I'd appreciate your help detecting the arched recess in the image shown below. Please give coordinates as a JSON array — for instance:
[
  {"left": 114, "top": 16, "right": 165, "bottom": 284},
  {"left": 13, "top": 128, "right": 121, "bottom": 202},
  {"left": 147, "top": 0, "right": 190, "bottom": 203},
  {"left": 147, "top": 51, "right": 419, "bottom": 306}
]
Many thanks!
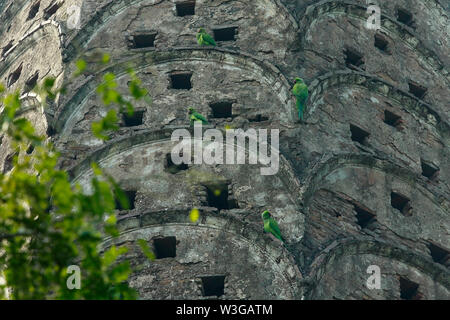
[
  {"left": 55, "top": 47, "right": 296, "bottom": 135},
  {"left": 67, "top": 128, "right": 304, "bottom": 243},
  {"left": 100, "top": 208, "right": 303, "bottom": 299},
  {"left": 306, "top": 238, "right": 450, "bottom": 299},
  {"left": 62, "top": 0, "right": 298, "bottom": 64},
  {"left": 305, "top": 70, "right": 449, "bottom": 136},
  {"left": 299, "top": 1, "right": 449, "bottom": 84}
]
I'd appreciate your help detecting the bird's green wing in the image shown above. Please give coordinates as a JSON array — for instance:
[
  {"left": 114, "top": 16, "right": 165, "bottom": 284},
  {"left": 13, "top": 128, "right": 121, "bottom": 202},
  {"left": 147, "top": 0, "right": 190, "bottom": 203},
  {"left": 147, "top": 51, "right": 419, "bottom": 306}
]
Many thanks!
[
  {"left": 268, "top": 218, "right": 283, "bottom": 240},
  {"left": 298, "top": 83, "right": 309, "bottom": 103},
  {"left": 193, "top": 111, "right": 208, "bottom": 123},
  {"left": 202, "top": 33, "right": 216, "bottom": 46}
]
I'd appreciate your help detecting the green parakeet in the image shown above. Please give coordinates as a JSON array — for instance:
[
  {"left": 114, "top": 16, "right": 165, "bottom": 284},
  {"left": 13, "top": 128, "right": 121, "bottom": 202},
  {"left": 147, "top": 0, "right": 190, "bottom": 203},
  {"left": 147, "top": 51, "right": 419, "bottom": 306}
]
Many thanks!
[
  {"left": 188, "top": 107, "right": 208, "bottom": 125},
  {"left": 292, "top": 77, "right": 308, "bottom": 121},
  {"left": 262, "top": 210, "right": 285, "bottom": 243},
  {"left": 196, "top": 28, "right": 216, "bottom": 47}
]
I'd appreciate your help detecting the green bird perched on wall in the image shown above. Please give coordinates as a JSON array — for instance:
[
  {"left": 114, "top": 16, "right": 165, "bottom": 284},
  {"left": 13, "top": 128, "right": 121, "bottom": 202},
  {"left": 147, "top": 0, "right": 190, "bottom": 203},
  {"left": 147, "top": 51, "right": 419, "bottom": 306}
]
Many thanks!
[
  {"left": 262, "top": 210, "right": 285, "bottom": 243},
  {"left": 188, "top": 107, "right": 208, "bottom": 125},
  {"left": 196, "top": 28, "right": 216, "bottom": 47},
  {"left": 292, "top": 77, "right": 309, "bottom": 121}
]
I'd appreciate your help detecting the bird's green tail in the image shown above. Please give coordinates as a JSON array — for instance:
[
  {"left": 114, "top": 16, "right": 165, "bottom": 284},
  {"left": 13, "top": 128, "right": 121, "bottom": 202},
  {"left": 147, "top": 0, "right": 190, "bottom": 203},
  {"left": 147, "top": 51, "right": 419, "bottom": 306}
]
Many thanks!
[{"left": 296, "top": 99, "right": 304, "bottom": 121}]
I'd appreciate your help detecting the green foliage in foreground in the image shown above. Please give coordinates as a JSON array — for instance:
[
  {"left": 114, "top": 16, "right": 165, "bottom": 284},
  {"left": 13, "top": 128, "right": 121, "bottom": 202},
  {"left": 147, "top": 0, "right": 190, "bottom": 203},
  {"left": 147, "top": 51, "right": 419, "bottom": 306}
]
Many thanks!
[{"left": 0, "top": 55, "right": 153, "bottom": 299}]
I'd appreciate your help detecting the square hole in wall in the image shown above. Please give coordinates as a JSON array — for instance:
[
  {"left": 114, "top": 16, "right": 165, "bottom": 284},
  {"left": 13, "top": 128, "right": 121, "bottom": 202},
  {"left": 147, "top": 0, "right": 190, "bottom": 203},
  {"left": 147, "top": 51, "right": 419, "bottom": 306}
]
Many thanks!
[
  {"left": 213, "top": 27, "right": 237, "bottom": 42},
  {"left": 154, "top": 236, "right": 176, "bottom": 259},
  {"left": 248, "top": 114, "right": 269, "bottom": 122},
  {"left": 122, "top": 110, "right": 144, "bottom": 127},
  {"left": 43, "top": 1, "right": 62, "bottom": 20},
  {"left": 165, "top": 153, "right": 188, "bottom": 174},
  {"left": 2, "top": 41, "right": 13, "bottom": 57},
  {"left": 428, "top": 243, "right": 449, "bottom": 266},
  {"left": 344, "top": 48, "right": 364, "bottom": 69},
  {"left": 421, "top": 160, "right": 439, "bottom": 180},
  {"left": 408, "top": 81, "right": 427, "bottom": 99},
  {"left": 384, "top": 110, "right": 402, "bottom": 129},
  {"left": 27, "top": 1, "right": 41, "bottom": 20},
  {"left": 205, "top": 183, "right": 238, "bottom": 210},
  {"left": 3, "top": 153, "right": 15, "bottom": 174},
  {"left": 201, "top": 275, "right": 225, "bottom": 297},
  {"left": 24, "top": 71, "right": 39, "bottom": 92},
  {"left": 399, "top": 277, "right": 421, "bottom": 300},
  {"left": 129, "top": 33, "right": 156, "bottom": 49},
  {"left": 176, "top": 1, "right": 195, "bottom": 17},
  {"left": 7, "top": 63, "right": 22, "bottom": 87},
  {"left": 115, "top": 190, "right": 137, "bottom": 210},
  {"left": 209, "top": 101, "right": 233, "bottom": 118},
  {"left": 390, "top": 192, "right": 412, "bottom": 216},
  {"left": 397, "top": 8, "right": 414, "bottom": 27},
  {"left": 374, "top": 34, "right": 390, "bottom": 53},
  {"left": 354, "top": 204, "right": 376, "bottom": 229},
  {"left": 350, "top": 124, "right": 370, "bottom": 145},
  {"left": 170, "top": 72, "right": 192, "bottom": 90}
]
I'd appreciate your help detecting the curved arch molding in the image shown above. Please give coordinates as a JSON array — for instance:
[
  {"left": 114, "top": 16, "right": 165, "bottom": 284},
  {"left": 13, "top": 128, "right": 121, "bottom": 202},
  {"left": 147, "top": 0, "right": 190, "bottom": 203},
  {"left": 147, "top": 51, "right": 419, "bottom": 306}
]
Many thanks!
[
  {"left": 299, "top": 0, "right": 449, "bottom": 84},
  {"left": 62, "top": 0, "right": 298, "bottom": 63}
]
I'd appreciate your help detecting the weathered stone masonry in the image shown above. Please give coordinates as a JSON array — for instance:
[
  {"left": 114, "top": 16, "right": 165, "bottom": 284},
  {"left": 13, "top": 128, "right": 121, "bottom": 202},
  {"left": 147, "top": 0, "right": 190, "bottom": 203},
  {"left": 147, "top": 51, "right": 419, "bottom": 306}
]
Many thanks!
[{"left": 0, "top": 0, "right": 448, "bottom": 299}]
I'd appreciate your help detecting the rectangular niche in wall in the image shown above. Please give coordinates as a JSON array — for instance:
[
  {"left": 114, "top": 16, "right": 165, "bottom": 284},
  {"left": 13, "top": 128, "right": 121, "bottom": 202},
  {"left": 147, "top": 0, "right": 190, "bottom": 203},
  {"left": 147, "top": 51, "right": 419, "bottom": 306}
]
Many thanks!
[
  {"left": 128, "top": 33, "right": 157, "bottom": 49},
  {"left": 204, "top": 183, "right": 238, "bottom": 210},
  {"left": 43, "top": 1, "right": 62, "bottom": 20},
  {"left": 384, "top": 110, "right": 402, "bottom": 129},
  {"left": 200, "top": 275, "right": 225, "bottom": 297},
  {"left": 2, "top": 40, "right": 13, "bottom": 57},
  {"left": 2, "top": 153, "right": 15, "bottom": 174},
  {"left": 115, "top": 190, "right": 137, "bottom": 211},
  {"left": 176, "top": 1, "right": 195, "bottom": 17},
  {"left": 122, "top": 110, "right": 145, "bottom": 127},
  {"left": 353, "top": 204, "right": 376, "bottom": 229},
  {"left": 24, "top": 71, "right": 39, "bottom": 92},
  {"left": 396, "top": 8, "right": 414, "bottom": 27},
  {"left": 421, "top": 160, "right": 439, "bottom": 180},
  {"left": 408, "top": 81, "right": 427, "bottom": 99},
  {"left": 350, "top": 124, "right": 370, "bottom": 146},
  {"left": 209, "top": 101, "right": 234, "bottom": 118},
  {"left": 374, "top": 34, "right": 390, "bottom": 53},
  {"left": 399, "top": 277, "right": 421, "bottom": 300},
  {"left": 428, "top": 242, "right": 449, "bottom": 266},
  {"left": 213, "top": 27, "right": 238, "bottom": 42},
  {"left": 165, "top": 153, "right": 188, "bottom": 174},
  {"left": 344, "top": 48, "right": 364, "bottom": 70},
  {"left": 7, "top": 63, "right": 22, "bottom": 87},
  {"left": 154, "top": 236, "right": 177, "bottom": 259},
  {"left": 27, "top": 1, "right": 41, "bottom": 21},
  {"left": 390, "top": 192, "right": 412, "bottom": 216},
  {"left": 169, "top": 72, "right": 192, "bottom": 90}
]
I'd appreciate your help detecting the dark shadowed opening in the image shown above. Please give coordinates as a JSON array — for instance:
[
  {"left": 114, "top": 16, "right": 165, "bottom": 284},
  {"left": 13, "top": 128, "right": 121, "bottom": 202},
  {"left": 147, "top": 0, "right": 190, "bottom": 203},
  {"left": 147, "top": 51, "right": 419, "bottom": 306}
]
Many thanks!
[
  {"left": 122, "top": 110, "right": 145, "bottom": 127},
  {"left": 25, "top": 72, "right": 39, "bottom": 92},
  {"left": 428, "top": 243, "right": 449, "bottom": 266},
  {"left": 27, "top": 1, "right": 41, "bottom": 20},
  {"left": 176, "top": 1, "right": 195, "bottom": 16},
  {"left": 421, "top": 160, "right": 439, "bottom": 179},
  {"left": 201, "top": 275, "right": 225, "bottom": 297},
  {"left": 350, "top": 124, "right": 370, "bottom": 145},
  {"left": 205, "top": 183, "right": 238, "bottom": 210},
  {"left": 8, "top": 64, "right": 22, "bottom": 87},
  {"left": 210, "top": 101, "right": 233, "bottom": 118},
  {"left": 390, "top": 192, "right": 412, "bottom": 216},
  {"left": 165, "top": 153, "right": 188, "bottom": 174},
  {"left": 408, "top": 81, "right": 427, "bottom": 99},
  {"left": 131, "top": 34, "right": 156, "bottom": 49},
  {"left": 3, "top": 153, "right": 15, "bottom": 174},
  {"left": 170, "top": 72, "right": 192, "bottom": 90},
  {"left": 43, "top": 1, "right": 62, "bottom": 20},
  {"left": 374, "top": 34, "right": 389, "bottom": 52},
  {"left": 2, "top": 41, "right": 13, "bottom": 56},
  {"left": 384, "top": 110, "right": 401, "bottom": 128},
  {"left": 213, "top": 27, "right": 237, "bottom": 42},
  {"left": 344, "top": 48, "right": 364, "bottom": 69},
  {"left": 115, "top": 190, "right": 137, "bottom": 210},
  {"left": 399, "top": 277, "right": 420, "bottom": 300},
  {"left": 154, "top": 237, "right": 177, "bottom": 259},
  {"left": 397, "top": 8, "right": 414, "bottom": 26},
  {"left": 354, "top": 204, "right": 376, "bottom": 229}
]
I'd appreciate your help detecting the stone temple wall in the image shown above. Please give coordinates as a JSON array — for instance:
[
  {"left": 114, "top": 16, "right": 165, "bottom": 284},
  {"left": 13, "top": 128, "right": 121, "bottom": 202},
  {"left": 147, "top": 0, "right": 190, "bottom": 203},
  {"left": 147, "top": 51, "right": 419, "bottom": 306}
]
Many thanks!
[{"left": 0, "top": 0, "right": 448, "bottom": 299}]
